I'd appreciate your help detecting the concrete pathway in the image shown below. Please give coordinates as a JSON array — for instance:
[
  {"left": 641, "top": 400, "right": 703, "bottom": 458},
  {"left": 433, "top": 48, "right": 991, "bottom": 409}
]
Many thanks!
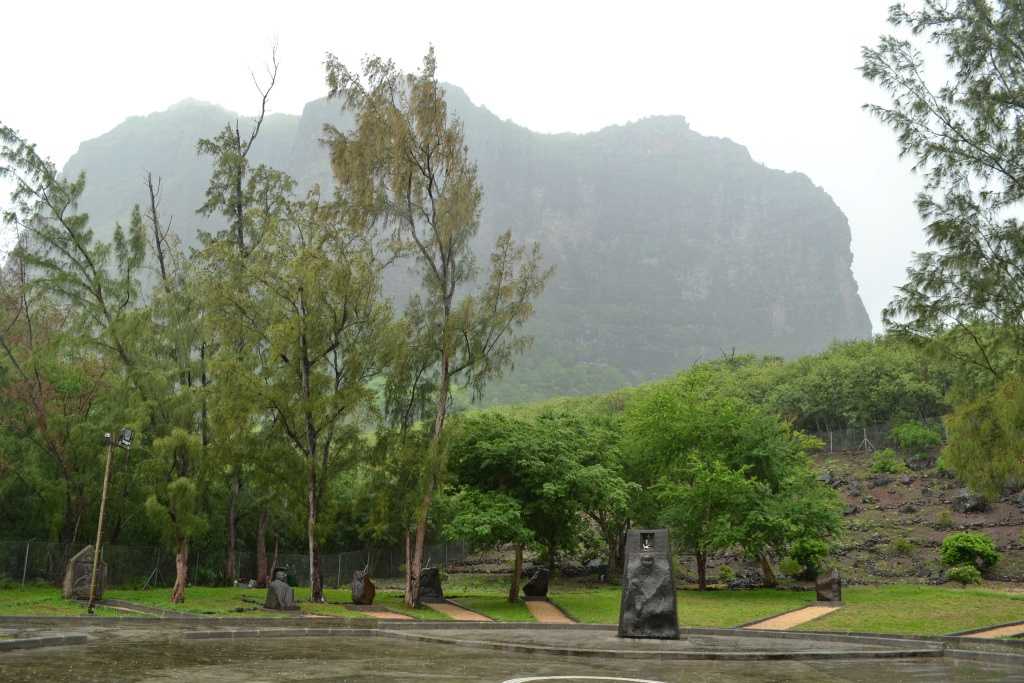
[
  {"left": 424, "top": 601, "right": 493, "bottom": 621},
  {"left": 743, "top": 605, "right": 840, "bottom": 631},
  {"left": 524, "top": 600, "right": 574, "bottom": 624},
  {"left": 963, "top": 622, "right": 1024, "bottom": 639},
  {"left": 345, "top": 608, "right": 414, "bottom": 621}
]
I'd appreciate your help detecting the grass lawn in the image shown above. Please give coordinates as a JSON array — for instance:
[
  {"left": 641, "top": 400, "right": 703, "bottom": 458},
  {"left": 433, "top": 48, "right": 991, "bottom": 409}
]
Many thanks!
[
  {"left": 794, "top": 585, "right": 1024, "bottom": 636},
  {"left": 0, "top": 586, "right": 124, "bottom": 617},
  {"left": 551, "top": 585, "right": 815, "bottom": 627}
]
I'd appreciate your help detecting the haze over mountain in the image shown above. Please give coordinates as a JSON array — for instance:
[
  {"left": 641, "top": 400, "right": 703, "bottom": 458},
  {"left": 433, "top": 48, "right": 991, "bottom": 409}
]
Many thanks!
[{"left": 62, "top": 85, "right": 872, "bottom": 404}]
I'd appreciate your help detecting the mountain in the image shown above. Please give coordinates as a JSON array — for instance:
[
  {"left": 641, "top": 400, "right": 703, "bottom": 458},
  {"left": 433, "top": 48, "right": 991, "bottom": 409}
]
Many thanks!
[{"left": 61, "top": 85, "right": 872, "bottom": 404}]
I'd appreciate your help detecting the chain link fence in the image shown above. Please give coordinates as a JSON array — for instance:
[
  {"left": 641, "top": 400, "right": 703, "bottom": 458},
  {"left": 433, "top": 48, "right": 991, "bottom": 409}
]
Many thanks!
[
  {"left": 809, "top": 417, "right": 946, "bottom": 453},
  {"left": 0, "top": 538, "right": 467, "bottom": 589}
]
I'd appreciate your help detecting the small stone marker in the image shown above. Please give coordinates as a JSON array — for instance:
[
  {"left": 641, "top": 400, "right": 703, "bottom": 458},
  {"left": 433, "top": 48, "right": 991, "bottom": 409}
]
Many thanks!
[
  {"left": 815, "top": 568, "right": 842, "bottom": 603},
  {"left": 62, "top": 545, "right": 107, "bottom": 600},
  {"left": 264, "top": 567, "right": 298, "bottom": 610},
  {"left": 351, "top": 568, "right": 376, "bottom": 605},
  {"left": 617, "top": 528, "right": 679, "bottom": 639},
  {"left": 418, "top": 566, "right": 445, "bottom": 603},
  {"left": 522, "top": 567, "right": 550, "bottom": 598}
]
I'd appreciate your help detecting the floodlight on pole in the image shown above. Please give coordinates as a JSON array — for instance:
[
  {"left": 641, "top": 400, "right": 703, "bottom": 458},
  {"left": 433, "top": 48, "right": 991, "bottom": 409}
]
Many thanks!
[{"left": 87, "top": 427, "right": 133, "bottom": 614}]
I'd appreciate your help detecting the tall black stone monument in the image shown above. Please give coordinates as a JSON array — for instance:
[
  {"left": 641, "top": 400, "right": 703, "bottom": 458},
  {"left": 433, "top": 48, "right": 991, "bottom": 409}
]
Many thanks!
[{"left": 617, "top": 528, "right": 679, "bottom": 639}]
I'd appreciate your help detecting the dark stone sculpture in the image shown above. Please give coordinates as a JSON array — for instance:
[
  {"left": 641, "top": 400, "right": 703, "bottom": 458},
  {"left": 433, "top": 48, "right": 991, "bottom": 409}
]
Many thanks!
[
  {"left": 62, "top": 545, "right": 107, "bottom": 600},
  {"left": 264, "top": 567, "right": 298, "bottom": 610},
  {"left": 617, "top": 529, "right": 679, "bottom": 639},
  {"left": 522, "top": 567, "right": 550, "bottom": 598},
  {"left": 418, "top": 567, "right": 444, "bottom": 603},
  {"left": 351, "top": 568, "right": 376, "bottom": 605},
  {"left": 816, "top": 568, "right": 842, "bottom": 603}
]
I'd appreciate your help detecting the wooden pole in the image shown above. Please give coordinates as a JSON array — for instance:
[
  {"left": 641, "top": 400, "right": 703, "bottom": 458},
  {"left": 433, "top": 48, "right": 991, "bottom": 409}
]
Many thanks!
[{"left": 88, "top": 436, "right": 114, "bottom": 614}]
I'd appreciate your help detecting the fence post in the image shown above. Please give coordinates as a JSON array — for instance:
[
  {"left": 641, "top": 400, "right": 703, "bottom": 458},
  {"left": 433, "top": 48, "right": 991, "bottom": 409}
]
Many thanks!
[{"left": 21, "top": 540, "right": 31, "bottom": 588}]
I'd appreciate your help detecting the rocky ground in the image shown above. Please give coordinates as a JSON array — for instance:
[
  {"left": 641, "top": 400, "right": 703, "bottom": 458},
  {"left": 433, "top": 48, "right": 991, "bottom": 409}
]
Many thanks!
[{"left": 448, "top": 447, "right": 1024, "bottom": 587}]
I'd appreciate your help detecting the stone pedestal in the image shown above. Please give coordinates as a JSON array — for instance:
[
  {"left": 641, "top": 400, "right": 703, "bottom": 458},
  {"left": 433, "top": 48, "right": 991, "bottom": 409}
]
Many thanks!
[
  {"left": 522, "top": 567, "right": 550, "bottom": 598},
  {"left": 351, "top": 569, "right": 376, "bottom": 605},
  {"left": 617, "top": 529, "right": 679, "bottom": 639},
  {"left": 816, "top": 568, "right": 842, "bottom": 603},
  {"left": 264, "top": 567, "right": 298, "bottom": 610},
  {"left": 419, "top": 567, "right": 444, "bottom": 603},
  {"left": 62, "top": 545, "right": 107, "bottom": 600}
]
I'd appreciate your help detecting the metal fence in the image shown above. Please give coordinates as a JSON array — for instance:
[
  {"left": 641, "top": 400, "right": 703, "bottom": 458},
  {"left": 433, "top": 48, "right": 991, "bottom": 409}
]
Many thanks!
[
  {"left": 810, "top": 417, "right": 946, "bottom": 453},
  {"left": 0, "top": 539, "right": 468, "bottom": 589}
]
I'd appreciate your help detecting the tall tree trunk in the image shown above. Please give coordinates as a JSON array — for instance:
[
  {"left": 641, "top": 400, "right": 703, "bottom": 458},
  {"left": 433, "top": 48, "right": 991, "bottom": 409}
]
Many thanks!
[
  {"left": 307, "top": 458, "right": 323, "bottom": 602},
  {"left": 404, "top": 528, "right": 412, "bottom": 600},
  {"left": 171, "top": 536, "right": 189, "bottom": 603},
  {"left": 224, "top": 472, "right": 240, "bottom": 584},
  {"left": 759, "top": 553, "right": 777, "bottom": 587},
  {"left": 407, "top": 355, "right": 450, "bottom": 608},
  {"left": 255, "top": 509, "right": 269, "bottom": 588},
  {"left": 509, "top": 543, "right": 523, "bottom": 603},
  {"left": 696, "top": 551, "right": 707, "bottom": 591}
]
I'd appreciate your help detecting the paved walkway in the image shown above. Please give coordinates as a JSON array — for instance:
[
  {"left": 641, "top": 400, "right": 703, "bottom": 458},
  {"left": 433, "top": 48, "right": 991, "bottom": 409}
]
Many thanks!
[
  {"left": 345, "top": 608, "right": 413, "bottom": 621},
  {"left": 964, "top": 622, "right": 1024, "bottom": 639},
  {"left": 524, "top": 600, "right": 574, "bottom": 624},
  {"left": 744, "top": 605, "right": 840, "bottom": 631},
  {"left": 424, "top": 601, "right": 493, "bottom": 621}
]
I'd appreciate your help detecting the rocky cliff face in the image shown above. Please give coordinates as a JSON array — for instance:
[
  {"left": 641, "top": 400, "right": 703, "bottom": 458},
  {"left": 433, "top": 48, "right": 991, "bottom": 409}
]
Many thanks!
[{"left": 62, "top": 86, "right": 872, "bottom": 404}]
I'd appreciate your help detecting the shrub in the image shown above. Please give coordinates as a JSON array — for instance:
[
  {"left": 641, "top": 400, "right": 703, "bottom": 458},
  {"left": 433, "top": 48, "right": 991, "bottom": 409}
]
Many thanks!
[
  {"left": 935, "top": 511, "right": 954, "bottom": 530},
  {"left": 891, "top": 537, "right": 914, "bottom": 556},
  {"left": 779, "top": 556, "right": 804, "bottom": 578},
  {"left": 940, "top": 532, "right": 999, "bottom": 569},
  {"left": 947, "top": 564, "right": 982, "bottom": 585},
  {"left": 718, "top": 565, "right": 735, "bottom": 584},
  {"left": 890, "top": 421, "right": 943, "bottom": 451},
  {"left": 871, "top": 448, "right": 907, "bottom": 474},
  {"left": 789, "top": 538, "right": 829, "bottom": 579}
]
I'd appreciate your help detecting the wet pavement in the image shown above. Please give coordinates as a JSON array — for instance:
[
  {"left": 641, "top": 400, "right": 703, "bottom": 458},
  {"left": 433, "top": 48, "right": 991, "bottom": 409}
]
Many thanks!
[{"left": 0, "top": 626, "right": 1022, "bottom": 682}]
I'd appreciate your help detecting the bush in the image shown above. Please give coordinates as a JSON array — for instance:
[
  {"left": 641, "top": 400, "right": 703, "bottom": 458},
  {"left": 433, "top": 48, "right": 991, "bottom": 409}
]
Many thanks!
[
  {"left": 871, "top": 448, "right": 907, "bottom": 474},
  {"left": 947, "top": 564, "right": 982, "bottom": 585},
  {"left": 940, "top": 532, "right": 1000, "bottom": 569},
  {"left": 779, "top": 556, "right": 804, "bottom": 578},
  {"left": 890, "top": 421, "right": 943, "bottom": 451},
  {"left": 891, "top": 537, "right": 914, "bottom": 556},
  {"left": 789, "top": 538, "right": 829, "bottom": 579},
  {"left": 718, "top": 565, "right": 735, "bottom": 584},
  {"left": 935, "top": 511, "right": 954, "bottom": 530}
]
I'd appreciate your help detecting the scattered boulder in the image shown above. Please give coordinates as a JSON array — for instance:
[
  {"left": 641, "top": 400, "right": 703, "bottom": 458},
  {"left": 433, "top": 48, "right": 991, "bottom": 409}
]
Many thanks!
[
  {"left": 869, "top": 474, "right": 893, "bottom": 488},
  {"left": 899, "top": 475, "right": 914, "bottom": 486},
  {"left": 843, "top": 504, "right": 861, "bottom": 516},
  {"left": 351, "top": 569, "right": 376, "bottom": 605},
  {"left": 418, "top": 567, "right": 445, "bottom": 603},
  {"left": 951, "top": 489, "right": 990, "bottom": 513},
  {"left": 846, "top": 480, "right": 863, "bottom": 497},
  {"left": 62, "top": 545, "right": 107, "bottom": 601},
  {"left": 522, "top": 567, "right": 550, "bottom": 598},
  {"left": 899, "top": 502, "right": 919, "bottom": 514}
]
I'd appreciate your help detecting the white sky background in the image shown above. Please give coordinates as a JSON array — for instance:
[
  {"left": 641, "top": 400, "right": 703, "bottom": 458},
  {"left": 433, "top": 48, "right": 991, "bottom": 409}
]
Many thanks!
[{"left": 1, "top": 0, "right": 932, "bottom": 331}]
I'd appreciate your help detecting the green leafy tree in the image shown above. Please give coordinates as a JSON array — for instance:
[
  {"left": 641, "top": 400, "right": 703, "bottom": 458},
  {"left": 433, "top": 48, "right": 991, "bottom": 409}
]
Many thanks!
[
  {"left": 863, "top": 2, "right": 1024, "bottom": 489},
  {"left": 324, "top": 48, "right": 551, "bottom": 606},
  {"left": 201, "top": 177, "right": 391, "bottom": 602}
]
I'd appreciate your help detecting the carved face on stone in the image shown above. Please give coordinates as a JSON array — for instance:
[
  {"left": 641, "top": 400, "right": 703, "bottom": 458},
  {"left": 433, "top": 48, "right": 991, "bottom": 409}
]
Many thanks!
[
  {"left": 639, "top": 554, "right": 655, "bottom": 573},
  {"left": 273, "top": 569, "right": 287, "bottom": 583}
]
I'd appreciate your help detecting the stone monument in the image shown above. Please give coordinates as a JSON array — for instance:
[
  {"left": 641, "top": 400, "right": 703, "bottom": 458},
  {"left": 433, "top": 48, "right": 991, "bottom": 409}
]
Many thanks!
[
  {"left": 351, "top": 568, "right": 376, "bottom": 605},
  {"left": 815, "top": 568, "right": 842, "bottom": 603},
  {"left": 617, "top": 529, "right": 679, "bottom": 639},
  {"left": 62, "top": 545, "right": 107, "bottom": 601},
  {"left": 521, "top": 567, "right": 550, "bottom": 599},
  {"left": 264, "top": 567, "right": 298, "bottom": 610},
  {"left": 418, "top": 566, "right": 445, "bottom": 603}
]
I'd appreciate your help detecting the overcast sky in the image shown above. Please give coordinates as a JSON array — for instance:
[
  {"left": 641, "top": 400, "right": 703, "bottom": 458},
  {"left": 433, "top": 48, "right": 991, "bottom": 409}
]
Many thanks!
[{"left": 1, "top": 0, "right": 932, "bottom": 331}]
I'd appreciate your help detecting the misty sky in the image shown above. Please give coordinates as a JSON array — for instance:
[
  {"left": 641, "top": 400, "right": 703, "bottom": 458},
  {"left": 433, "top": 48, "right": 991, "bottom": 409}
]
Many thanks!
[{"left": 1, "top": 0, "right": 932, "bottom": 331}]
